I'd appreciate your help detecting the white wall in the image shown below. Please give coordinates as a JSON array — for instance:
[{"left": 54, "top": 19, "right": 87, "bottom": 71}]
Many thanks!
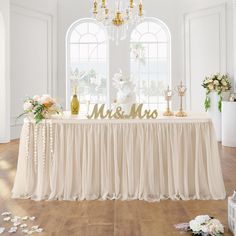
[
  {"left": 180, "top": 0, "right": 235, "bottom": 112},
  {"left": 0, "top": 0, "right": 10, "bottom": 143},
  {"left": 10, "top": 0, "right": 58, "bottom": 139}
]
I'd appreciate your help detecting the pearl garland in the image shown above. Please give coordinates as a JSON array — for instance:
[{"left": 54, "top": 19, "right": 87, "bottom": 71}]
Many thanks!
[
  {"left": 34, "top": 124, "right": 38, "bottom": 172},
  {"left": 42, "top": 121, "right": 46, "bottom": 171},
  {"left": 49, "top": 121, "right": 54, "bottom": 161},
  {"left": 25, "top": 122, "right": 30, "bottom": 161}
]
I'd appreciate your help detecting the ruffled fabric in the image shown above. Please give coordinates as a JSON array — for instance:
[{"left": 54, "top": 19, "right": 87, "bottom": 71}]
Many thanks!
[{"left": 12, "top": 118, "right": 226, "bottom": 201}]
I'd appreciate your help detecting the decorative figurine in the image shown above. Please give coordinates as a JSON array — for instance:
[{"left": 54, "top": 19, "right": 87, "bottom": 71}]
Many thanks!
[
  {"left": 163, "top": 86, "right": 174, "bottom": 116},
  {"left": 176, "top": 81, "right": 187, "bottom": 117}
]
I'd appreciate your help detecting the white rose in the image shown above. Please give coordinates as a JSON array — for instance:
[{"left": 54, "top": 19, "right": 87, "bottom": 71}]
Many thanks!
[
  {"left": 195, "top": 215, "right": 211, "bottom": 224},
  {"left": 214, "top": 80, "right": 219, "bottom": 85},
  {"left": 189, "top": 220, "right": 202, "bottom": 232},
  {"left": 222, "top": 80, "right": 227, "bottom": 86},
  {"left": 208, "top": 84, "right": 214, "bottom": 90},
  {"left": 23, "top": 101, "right": 33, "bottom": 111}
]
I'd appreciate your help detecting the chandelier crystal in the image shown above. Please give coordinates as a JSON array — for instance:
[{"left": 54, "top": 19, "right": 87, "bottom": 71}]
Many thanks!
[{"left": 92, "top": 0, "right": 145, "bottom": 44}]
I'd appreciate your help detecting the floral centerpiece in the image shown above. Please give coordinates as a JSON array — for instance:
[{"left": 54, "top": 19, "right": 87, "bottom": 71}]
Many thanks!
[
  {"left": 202, "top": 74, "right": 231, "bottom": 112},
  {"left": 19, "top": 95, "right": 62, "bottom": 123},
  {"left": 175, "top": 215, "right": 224, "bottom": 236}
]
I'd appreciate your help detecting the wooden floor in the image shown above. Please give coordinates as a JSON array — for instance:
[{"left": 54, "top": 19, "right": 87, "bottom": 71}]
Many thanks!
[{"left": 0, "top": 141, "right": 235, "bottom": 236}]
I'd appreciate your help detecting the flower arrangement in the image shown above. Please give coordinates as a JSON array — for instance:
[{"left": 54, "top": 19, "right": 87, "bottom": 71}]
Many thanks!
[
  {"left": 130, "top": 43, "right": 146, "bottom": 65},
  {"left": 202, "top": 74, "right": 231, "bottom": 112},
  {"left": 19, "top": 95, "right": 62, "bottom": 123},
  {"left": 175, "top": 215, "right": 224, "bottom": 236}
]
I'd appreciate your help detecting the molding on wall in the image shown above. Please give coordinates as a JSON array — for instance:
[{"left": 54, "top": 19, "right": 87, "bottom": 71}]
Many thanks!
[
  {"left": 233, "top": 0, "right": 236, "bottom": 90},
  {"left": 10, "top": 4, "right": 55, "bottom": 139},
  {"left": 184, "top": 3, "right": 227, "bottom": 110}
]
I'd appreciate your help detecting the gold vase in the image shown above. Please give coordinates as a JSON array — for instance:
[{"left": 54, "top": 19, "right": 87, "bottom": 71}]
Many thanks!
[{"left": 71, "top": 87, "right": 80, "bottom": 115}]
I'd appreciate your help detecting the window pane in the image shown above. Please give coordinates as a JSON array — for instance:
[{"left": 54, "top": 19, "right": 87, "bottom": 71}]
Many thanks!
[
  {"left": 130, "top": 18, "right": 170, "bottom": 110},
  {"left": 67, "top": 20, "right": 108, "bottom": 113}
]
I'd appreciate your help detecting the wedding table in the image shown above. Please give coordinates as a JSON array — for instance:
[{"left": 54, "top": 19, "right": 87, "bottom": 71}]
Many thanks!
[{"left": 12, "top": 114, "right": 226, "bottom": 201}]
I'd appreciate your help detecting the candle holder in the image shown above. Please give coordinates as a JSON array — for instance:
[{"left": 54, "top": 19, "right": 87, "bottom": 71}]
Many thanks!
[
  {"left": 176, "top": 81, "right": 187, "bottom": 117},
  {"left": 163, "top": 86, "right": 174, "bottom": 116}
]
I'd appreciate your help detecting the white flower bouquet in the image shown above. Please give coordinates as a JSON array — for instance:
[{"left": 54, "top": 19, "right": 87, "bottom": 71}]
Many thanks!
[
  {"left": 202, "top": 74, "right": 231, "bottom": 112},
  {"left": 175, "top": 215, "right": 224, "bottom": 236},
  {"left": 19, "top": 95, "right": 62, "bottom": 123},
  {"left": 130, "top": 43, "right": 146, "bottom": 65}
]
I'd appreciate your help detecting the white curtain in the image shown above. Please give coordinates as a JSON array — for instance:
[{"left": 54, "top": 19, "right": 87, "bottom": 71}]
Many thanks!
[{"left": 0, "top": 8, "right": 10, "bottom": 143}]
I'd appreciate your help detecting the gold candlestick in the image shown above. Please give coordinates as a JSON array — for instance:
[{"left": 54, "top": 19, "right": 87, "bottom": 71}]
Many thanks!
[
  {"left": 176, "top": 81, "right": 187, "bottom": 117},
  {"left": 163, "top": 86, "right": 174, "bottom": 116}
]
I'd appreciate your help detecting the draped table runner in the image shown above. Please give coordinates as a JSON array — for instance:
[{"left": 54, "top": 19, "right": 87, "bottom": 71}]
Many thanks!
[{"left": 12, "top": 114, "right": 226, "bottom": 201}]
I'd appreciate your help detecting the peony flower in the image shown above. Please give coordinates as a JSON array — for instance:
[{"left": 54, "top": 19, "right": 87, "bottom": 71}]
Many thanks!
[
  {"left": 40, "top": 94, "right": 54, "bottom": 108},
  {"left": 23, "top": 101, "right": 33, "bottom": 111}
]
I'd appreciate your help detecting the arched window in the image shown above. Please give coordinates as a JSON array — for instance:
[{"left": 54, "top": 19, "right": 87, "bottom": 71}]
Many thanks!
[
  {"left": 130, "top": 18, "right": 171, "bottom": 110},
  {"left": 66, "top": 18, "right": 108, "bottom": 114}
]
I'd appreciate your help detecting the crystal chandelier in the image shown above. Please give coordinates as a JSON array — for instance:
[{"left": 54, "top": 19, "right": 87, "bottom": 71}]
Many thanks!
[{"left": 92, "top": 0, "right": 145, "bottom": 44}]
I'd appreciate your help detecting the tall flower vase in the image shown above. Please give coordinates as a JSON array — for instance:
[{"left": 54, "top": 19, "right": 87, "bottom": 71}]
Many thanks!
[{"left": 207, "top": 92, "right": 221, "bottom": 141}]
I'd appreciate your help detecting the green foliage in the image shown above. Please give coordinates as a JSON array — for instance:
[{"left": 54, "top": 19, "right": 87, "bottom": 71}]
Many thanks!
[
  {"left": 218, "top": 95, "right": 222, "bottom": 112},
  {"left": 204, "top": 96, "right": 211, "bottom": 112}
]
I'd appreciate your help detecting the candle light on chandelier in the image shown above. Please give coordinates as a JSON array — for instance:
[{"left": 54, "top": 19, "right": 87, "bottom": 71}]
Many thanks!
[{"left": 92, "top": 0, "right": 145, "bottom": 45}]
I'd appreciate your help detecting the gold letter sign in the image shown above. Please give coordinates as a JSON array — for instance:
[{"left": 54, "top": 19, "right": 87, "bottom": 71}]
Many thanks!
[{"left": 87, "top": 104, "right": 158, "bottom": 119}]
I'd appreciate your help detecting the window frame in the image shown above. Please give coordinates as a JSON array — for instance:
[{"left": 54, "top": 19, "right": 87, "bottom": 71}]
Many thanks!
[
  {"left": 130, "top": 17, "right": 171, "bottom": 109},
  {"left": 66, "top": 18, "right": 109, "bottom": 110}
]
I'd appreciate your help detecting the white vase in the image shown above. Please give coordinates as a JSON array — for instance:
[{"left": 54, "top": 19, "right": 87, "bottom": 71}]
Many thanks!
[{"left": 207, "top": 92, "right": 221, "bottom": 141}]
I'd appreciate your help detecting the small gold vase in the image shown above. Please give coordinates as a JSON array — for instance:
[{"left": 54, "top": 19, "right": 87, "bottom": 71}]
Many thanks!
[{"left": 71, "top": 87, "right": 80, "bottom": 115}]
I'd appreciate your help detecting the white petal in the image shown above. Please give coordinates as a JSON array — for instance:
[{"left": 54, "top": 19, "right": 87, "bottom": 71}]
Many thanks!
[
  {"left": 0, "top": 227, "right": 5, "bottom": 234},
  {"left": 20, "top": 224, "right": 28, "bottom": 228},
  {"left": 8, "top": 226, "right": 17, "bottom": 233},
  {"left": 13, "top": 222, "right": 21, "bottom": 227},
  {"left": 3, "top": 216, "right": 11, "bottom": 221},
  {"left": 31, "top": 225, "right": 39, "bottom": 230},
  {"left": 27, "top": 230, "right": 34, "bottom": 235},
  {"left": 35, "top": 228, "right": 44, "bottom": 233},
  {"left": 30, "top": 216, "right": 36, "bottom": 221},
  {"left": 22, "top": 216, "right": 29, "bottom": 221},
  {"left": 1, "top": 212, "right": 11, "bottom": 216},
  {"left": 22, "top": 229, "right": 29, "bottom": 234}
]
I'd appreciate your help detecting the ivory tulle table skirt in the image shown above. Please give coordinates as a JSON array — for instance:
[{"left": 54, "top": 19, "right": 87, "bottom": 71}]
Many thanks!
[{"left": 12, "top": 116, "right": 226, "bottom": 201}]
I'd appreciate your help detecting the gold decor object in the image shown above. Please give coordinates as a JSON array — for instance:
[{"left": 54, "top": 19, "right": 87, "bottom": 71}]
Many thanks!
[
  {"left": 87, "top": 103, "right": 158, "bottom": 120},
  {"left": 92, "top": 0, "right": 145, "bottom": 44},
  {"left": 176, "top": 81, "right": 187, "bottom": 117},
  {"left": 163, "top": 86, "right": 174, "bottom": 116},
  {"left": 70, "top": 86, "right": 80, "bottom": 115},
  {"left": 112, "top": 11, "right": 124, "bottom": 26}
]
